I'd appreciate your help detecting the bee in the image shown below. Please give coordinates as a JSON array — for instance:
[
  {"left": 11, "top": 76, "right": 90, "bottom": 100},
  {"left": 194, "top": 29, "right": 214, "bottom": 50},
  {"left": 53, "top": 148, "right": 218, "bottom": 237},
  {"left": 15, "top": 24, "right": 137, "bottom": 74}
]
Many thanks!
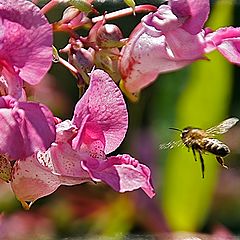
[{"left": 159, "top": 117, "right": 239, "bottom": 178}]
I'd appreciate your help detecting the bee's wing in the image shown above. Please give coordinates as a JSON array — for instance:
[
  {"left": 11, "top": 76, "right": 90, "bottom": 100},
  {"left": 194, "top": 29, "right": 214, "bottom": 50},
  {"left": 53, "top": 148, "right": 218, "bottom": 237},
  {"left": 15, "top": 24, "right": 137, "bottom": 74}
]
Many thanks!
[
  {"left": 206, "top": 117, "right": 239, "bottom": 135},
  {"left": 159, "top": 139, "right": 183, "bottom": 149}
]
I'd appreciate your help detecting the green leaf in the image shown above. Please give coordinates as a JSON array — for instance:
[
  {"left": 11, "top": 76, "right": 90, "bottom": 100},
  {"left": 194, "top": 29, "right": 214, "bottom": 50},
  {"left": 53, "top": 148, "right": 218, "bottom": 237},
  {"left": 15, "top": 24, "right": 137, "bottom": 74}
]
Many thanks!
[
  {"left": 69, "top": 0, "right": 92, "bottom": 13},
  {"left": 161, "top": 0, "right": 235, "bottom": 231},
  {"left": 124, "top": 0, "right": 135, "bottom": 12}
]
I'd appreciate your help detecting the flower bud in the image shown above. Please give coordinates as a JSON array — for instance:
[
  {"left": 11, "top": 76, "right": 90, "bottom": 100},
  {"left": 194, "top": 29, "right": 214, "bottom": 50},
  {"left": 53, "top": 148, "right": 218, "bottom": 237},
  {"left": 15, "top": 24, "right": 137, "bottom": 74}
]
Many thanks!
[
  {"left": 60, "top": 6, "right": 80, "bottom": 24},
  {"left": 96, "top": 24, "right": 124, "bottom": 48},
  {"left": 71, "top": 48, "right": 94, "bottom": 73}
]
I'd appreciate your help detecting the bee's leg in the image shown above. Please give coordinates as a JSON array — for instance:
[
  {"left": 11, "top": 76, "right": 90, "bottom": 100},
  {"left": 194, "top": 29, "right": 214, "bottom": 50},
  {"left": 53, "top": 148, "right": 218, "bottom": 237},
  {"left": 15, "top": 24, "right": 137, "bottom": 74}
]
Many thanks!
[
  {"left": 216, "top": 156, "right": 228, "bottom": 169},
  {"left": 192, "top": 147, "right": 197, "bottom": 161},
  {"left": 198, "top": 151, "right": 205, "bottom": 178}
]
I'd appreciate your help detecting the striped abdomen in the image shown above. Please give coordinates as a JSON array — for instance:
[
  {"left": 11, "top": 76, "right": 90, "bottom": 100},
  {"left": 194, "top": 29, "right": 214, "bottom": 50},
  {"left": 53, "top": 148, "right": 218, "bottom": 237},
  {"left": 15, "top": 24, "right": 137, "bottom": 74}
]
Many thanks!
[{"left": 202, "top": 138, "right": 230, "bottom": 157}]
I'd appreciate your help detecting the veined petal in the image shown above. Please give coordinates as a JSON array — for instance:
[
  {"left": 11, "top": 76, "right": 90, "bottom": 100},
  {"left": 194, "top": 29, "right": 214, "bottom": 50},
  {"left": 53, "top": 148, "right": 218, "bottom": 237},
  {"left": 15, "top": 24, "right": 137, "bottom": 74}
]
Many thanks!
[
  {"left": 82, "top": 154, "right": 155, "bottom": 198},
  {"left": 0, "top": 0, "right": 53, "bottom": 85},
  {"left": 72, "top": 70, "right": 128, "bottom": 154}
]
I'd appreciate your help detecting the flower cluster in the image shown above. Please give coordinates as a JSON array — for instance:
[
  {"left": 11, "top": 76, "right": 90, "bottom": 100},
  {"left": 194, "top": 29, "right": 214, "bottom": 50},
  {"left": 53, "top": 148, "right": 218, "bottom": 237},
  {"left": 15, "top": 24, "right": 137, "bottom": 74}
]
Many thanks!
[
  {"left": 0, "top": 0, "right": 240, "bottom": 209},
  {"left": 119, "top": 0, "right": 240, "bottom": 96}
]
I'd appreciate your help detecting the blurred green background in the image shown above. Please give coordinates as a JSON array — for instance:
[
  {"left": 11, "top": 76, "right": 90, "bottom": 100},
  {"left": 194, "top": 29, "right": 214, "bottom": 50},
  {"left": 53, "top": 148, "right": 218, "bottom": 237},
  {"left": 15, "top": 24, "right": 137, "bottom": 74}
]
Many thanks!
[{"left": 1, "top": 0, "right": 240, "bottom": 239}]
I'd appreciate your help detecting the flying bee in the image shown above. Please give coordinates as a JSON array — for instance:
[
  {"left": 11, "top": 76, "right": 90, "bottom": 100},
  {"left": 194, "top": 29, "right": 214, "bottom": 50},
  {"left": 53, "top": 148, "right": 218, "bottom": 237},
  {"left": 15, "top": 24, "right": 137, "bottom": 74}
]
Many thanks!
[{"left": 159, "top": 117, "right": 239, "bottom": 178}]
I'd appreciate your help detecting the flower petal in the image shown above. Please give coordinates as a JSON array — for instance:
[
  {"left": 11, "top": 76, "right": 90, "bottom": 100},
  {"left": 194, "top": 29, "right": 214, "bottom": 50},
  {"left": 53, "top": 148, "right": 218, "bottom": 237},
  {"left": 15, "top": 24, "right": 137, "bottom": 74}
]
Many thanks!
[
  {"left": 205, "top": 27, "right": 240, "bottom": 65},
  {"left": 0, "top": 0, "right": 53, "bottom": 85},
  {"left": 169, "top": 0, "right": 210, "bottom": 34},
  {"left": 82, "top": 154, "right": 155, "bottom": 198},
  {"left": 49, "top": 142, "right": 91, "bottom": 184},
  {"left": 0, "top": 96, "right": 56, "bottom": 159},
  {"left": 1, "top": 64, "right": 23, "bottom": 99},
  {"left": 119, "top": 3, "right": 208, "bottom": 94},
  {"left": 11, "top": 154, "right": 61, "bottom": 209},
  {"left": 55, "top": 119, "right": 78, "bottom": 143},
  {"left": 72, "top": 69, "right": 128, "bottom": 154}
]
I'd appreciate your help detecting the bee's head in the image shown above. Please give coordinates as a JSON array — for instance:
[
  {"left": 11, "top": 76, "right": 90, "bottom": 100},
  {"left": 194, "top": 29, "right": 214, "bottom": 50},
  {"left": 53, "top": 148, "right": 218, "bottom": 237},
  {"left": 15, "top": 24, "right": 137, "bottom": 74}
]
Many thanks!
[{"left": 180, "top": 127, "right": 193, "bottom": 138}]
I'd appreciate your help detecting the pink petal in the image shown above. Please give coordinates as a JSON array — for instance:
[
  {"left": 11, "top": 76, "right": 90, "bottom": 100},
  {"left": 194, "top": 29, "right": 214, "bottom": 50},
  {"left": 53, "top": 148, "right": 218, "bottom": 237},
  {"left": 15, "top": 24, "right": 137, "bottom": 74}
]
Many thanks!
[
  {"left": 0, "top": 0, "right": 53, "bottom": 84},
  {"left": 205, "top": 27, "right": 240, "bottom": 65},
  {"left": 72, "top": 69, "right": 128, "bottom": 154},
  {"left": 49, "top": 142, "right": 91, "bottom": 184},
  {"left": 119, "top": 25, "right": 202, "bottom": 93},
  {"left": 0, "top": 96, "right": 56, "bottom": 159},
  {"left": 37, "top": 147, "right": 91, "bottom": 186},
  {"left": 1, "top": 64, "right": 23, "bottom": 99},
  {"left": 55, "top": 120, "right": 78, "bottom": 143},
  {"left": 82, "top": 154, "right": 155, "bottom": 198},
  {"left": 72, "top": 121, "right": 106, "bottom": 160},
  {"left": 11, "top": 154, "right": 61, "bottom": 208},
  {"left": 119, "top": 1, "right": 210, "bottom": 94},
  {"left": 169, "top": 0, "right": 210, "bottom": 34}
]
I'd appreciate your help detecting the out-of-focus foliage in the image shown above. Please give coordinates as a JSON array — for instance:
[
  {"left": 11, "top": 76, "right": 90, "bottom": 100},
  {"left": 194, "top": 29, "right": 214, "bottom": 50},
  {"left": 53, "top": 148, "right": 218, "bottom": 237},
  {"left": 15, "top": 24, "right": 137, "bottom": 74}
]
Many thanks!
[{"left": 161, "top": 0, "right": 235, "bottom": 231}]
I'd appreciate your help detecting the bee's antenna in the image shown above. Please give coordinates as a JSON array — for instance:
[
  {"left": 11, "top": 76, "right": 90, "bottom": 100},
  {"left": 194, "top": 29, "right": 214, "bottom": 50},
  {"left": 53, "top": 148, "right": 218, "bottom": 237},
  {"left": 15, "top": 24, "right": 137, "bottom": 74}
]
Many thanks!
[{"left": 169, "top": 127, "right": 182, "bottom": 132}]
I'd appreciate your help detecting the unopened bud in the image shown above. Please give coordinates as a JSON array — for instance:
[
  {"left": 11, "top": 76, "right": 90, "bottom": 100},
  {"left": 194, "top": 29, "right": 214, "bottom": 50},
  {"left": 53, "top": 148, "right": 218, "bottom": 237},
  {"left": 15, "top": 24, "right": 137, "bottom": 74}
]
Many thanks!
[
  {"left": 71, "top": 48, "right": 94, "bottom": 72},
  {"left": 61, "top": 6, "right": 80, "bottom": 24},
  {"left": 96, "top": 24, "right": 124, "bottom": 48}
]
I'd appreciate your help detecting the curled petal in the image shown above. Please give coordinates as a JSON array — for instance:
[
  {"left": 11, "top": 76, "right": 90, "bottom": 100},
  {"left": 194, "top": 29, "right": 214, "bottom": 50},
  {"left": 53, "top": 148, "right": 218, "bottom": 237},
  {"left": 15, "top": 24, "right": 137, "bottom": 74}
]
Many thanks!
[
  {"left": 205, "top": 27, "right": 240, "bottom": 65},
  {"left": 169, "top": 0, "right": 210, "bottom": 34},
  {"left": 0, "top": 96, "right": 56, "bottom": 159},
  {"left": 11, "top": 154, "right": 61, "bottom": 209},
  {"left": 82, "top": 154, "right": 155, "bottom": 198},
  {"left": 72, "top": 70, "right": 128, "bottom": 154}
]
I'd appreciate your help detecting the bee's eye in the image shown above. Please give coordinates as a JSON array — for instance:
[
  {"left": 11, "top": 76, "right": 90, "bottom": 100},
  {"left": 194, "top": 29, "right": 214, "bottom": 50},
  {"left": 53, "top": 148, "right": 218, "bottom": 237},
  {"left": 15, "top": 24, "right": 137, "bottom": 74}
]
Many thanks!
[{"left": 181, "top": 129, "right": 189, "bottom": 138}]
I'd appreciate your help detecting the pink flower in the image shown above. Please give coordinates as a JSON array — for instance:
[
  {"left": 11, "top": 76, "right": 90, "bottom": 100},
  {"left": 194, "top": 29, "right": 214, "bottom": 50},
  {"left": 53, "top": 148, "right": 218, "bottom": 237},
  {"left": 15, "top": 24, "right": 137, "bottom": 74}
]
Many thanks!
[
  {"left": 11, "top": 70, "right": 155, "bottom": 208},
  {"left": 0, "top": 95, "right": 56, "bottom": 160},
  {"left": 205, "top": 27, "right": 240, "bottom": 64},
  {"left": 119, "top": 0, "right": 240, "bottom": 94},
  {"left": 0, "top": 0, "right": 53, "bottom": 99}
]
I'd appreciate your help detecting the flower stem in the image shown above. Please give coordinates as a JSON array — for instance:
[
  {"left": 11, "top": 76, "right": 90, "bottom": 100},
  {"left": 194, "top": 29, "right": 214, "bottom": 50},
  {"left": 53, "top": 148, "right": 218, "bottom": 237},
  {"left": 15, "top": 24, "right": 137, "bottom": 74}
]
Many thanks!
[
  {"left": 58, "top": 56, "right": 78, "bottom": 75},
  {"left": 92, "top": 5, "right": 157, "bottom": 23},
  {"left": 40, "top": 0, "right": 60, "bottom": 14}
]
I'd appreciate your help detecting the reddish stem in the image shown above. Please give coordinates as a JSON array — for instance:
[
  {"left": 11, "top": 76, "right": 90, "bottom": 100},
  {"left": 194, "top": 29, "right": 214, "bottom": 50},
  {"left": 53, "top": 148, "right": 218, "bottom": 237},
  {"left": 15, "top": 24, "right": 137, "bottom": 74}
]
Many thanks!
[
  {"left": 92, "top": 5, "right": 158, "bottom": 23},
  {"left": 40, "top": 0, "right": 59, "bottom": 14},
  {"left": 53, "top": 23, "right": 80, "bottom": 38}
]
